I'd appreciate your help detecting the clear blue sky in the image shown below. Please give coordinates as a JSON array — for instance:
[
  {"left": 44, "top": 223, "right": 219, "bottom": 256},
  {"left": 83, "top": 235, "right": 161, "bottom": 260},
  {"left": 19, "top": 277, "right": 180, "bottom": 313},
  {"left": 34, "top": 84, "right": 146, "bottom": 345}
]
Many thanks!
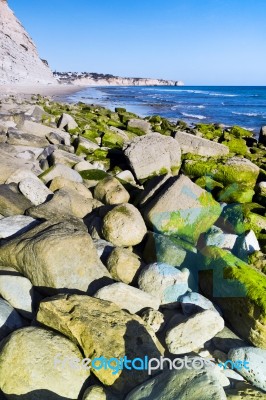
[{"left": 9, "top": 0, "right": 266, "bottom": 85}]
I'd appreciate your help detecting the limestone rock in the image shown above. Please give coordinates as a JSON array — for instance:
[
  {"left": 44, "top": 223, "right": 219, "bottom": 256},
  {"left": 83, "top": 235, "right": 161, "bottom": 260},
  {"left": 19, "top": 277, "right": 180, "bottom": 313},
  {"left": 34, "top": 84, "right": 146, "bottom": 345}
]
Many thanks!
[
  {"left": 49, "top": 176, "right": 92, "bottom": 199},
  {"left": 27, "top": 187, "right": 101, "bottom": 219},
  {"left": 0, "top": 184, "right": 32, "bottom": 216},
  {"left": 82, "top": 386, "right": 115, "bottom": 400},
  {"left": 166, "top": 310, "right": 224, "bottom": 354},
  {"left": 46, "top": 131, "right": 71, "bottom": 146},
  {"left": 19, "top": 177, "right": 53, "bottom": 206},
  {"left": 138, "top": 262, "right": 189, "bottom": 306},
  {"left": 94, "top": 177, "right": 130, "bottom": 205},
  {"left": 94, "top": 282, "right": 160, "bottom": 314},
  {"left": 0, "top": 266, "right": 37, "bottom": 318},
  {"left": 228, "top": 347, "right": 266, "bottom": 391},
  {"left": 123, "top": 133, "right": 181, "bottom": 181},
  {"left": 39, "top": 163, "right": 83, "bottom": 184},
  {"left": 106, "top": 247, "right": 142, "bottom": 284},
  {"left": 142, "top": 174, "right": 221, "bottom": 244},
  {"left": 50, "top": 149, "right": 82, "bottom": 168},
  {"left": 0, "top": 298, "right": 25, "bottom": 341},
  {"left": 0, "top": 215, "right": 38, "bottom": 238},
  {"left": 174, "top": 130, "right": 229, "bottom": 156},
  {"left": 180, "top": 292, "right": 220, "bottom": 316},
  {"left": 37, "top": 294, "right": 163, "bottom": 394},
  {"left": 102, "top": 203, "right": 147, "bottom": 246},
  {"left": 7, "top": 129, "right": 48, "bottom": 147},
  {"left": 0, "top": 327, "right": 89, "bottom": 399},
  {"left": 126, "top": 368, "right": 226, "bottom": 400},
  {"left": 57, "top": 113, "right": 78, "bottom": 131},
  {"left": 0, "top": 220, "right": 111, "bottom": 295},
  {"left": 139, "top": 308, "right": 165, "bottom": 332},
  {"left": 127, "top": 118, "right": 151, "bottom": 135}
]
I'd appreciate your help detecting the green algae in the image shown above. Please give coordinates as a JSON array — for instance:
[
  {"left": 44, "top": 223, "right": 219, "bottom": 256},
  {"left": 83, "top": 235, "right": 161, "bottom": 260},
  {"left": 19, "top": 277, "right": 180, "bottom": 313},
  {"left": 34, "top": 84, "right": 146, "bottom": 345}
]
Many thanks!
[{"left": 79, "top": 169, "right": 109, "bottom": 181}]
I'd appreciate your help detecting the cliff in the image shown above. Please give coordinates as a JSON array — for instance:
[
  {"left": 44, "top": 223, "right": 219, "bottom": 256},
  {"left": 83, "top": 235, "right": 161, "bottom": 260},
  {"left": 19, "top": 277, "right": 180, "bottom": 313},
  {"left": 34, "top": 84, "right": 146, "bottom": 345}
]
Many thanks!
[
  {"left": 0, "top": 0, "right": 56, "bottom": 85},
  {"left": 54, "top": 72, "right": 184, "bottom": 86}
]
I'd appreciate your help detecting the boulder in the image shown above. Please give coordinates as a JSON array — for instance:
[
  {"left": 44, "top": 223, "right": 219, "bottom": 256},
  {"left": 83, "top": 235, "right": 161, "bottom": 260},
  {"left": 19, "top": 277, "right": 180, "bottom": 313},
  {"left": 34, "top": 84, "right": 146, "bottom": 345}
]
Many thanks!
[
  {"left": 19, "top": 177, "right": 53, "bottom": 206},
  {"left": 142, "top": 174, "right": 221, "bottom": 244},
  {"left": 138, "top": 262, "right": 189, "bottom": 306},
  {"left": 228, "top": 347, "right": 266, "bottom": 391},
  {"left": 94, "top": 282, "right": 160, "bottom": 314},
  {"left": 0, "top": 184, "right": 32, "bottom": 216},
  {"left": 143, "top": 231, "right": 197, "bottom": 268},
  {"left": 49, "top": 176, "right": 92, "bottom": 199},
  {"left": 102, "top": 203, "right": 147, "bottom": 246},
  {"left": 0, "top": 215, "right": 38, "bottom": 238},
  {"left": 94, "top": 177, "right": 130, "bottom": 205},
  {"left": 126, "top": 368, "right": 226, "bottom": 400},
  {"left": 0, "top": 266, "right": 37, "bottom": 318},
  {"left": 127, "top": 118, "right": 151, "bottom": 135},
  {"left": 212, "top": 326, "right": 249, "bottom": 353},
  {"left": 27, "top": 188, "right": 101, "bottom": 220},
  {"left": 37, "top": 294, "right": 163, "bottom": 394},
  {"left": 200, "top": 246, "right": 266, "bottom": 349},
  {"left": 0, "top": 220, "right": 111, "bottom": 295},
  {"left": 46, "top": 130, "right": 71, "bottom": 146},
  {"left": 57, "top": 113, "right": 78, "bottom": 131},
  {"left": 0, "top": 150, "right": 37, "bottom": 184},
  {"left": 76, "top": 136, "right": 100, "bottom": 156},
  {"left": 123, "top": 133, "right": 181, "bottom": 181},
  {"left": 225, "top": 381, "right": 266, "bottom": 399},
  {"left": 39, "top": 163, "right": 83, "bottom": 184},
  {"left": 166, "top": 310, "right": 224, "bottom": 354},
  {"left": 0, "top": 298, "right": 25, "bottom": 341},
  {"left": 184, "top": 156, "right": 260, "bottom": 189},
  {"left": 106, "top": 247, "right": 142, "bottom": 284},
  {"left": 5, "top": 168, "right": 39, "bottom": 184},
  {"left": 0, "top": 327, "right": 89, "bottom": 400},
  {"left": 258, "top": 125, "right": 266, "bottom": 146},
  {"left": 50, "top": 149, "right": 83, "bottom": 168},
  {"left": 7, "top": 129, "right": 48, "bottom": 147},
  {"left": 174, "top": 130, "right": 229, "bottom": 156},
  {"left": 180, "top": 292, "right": 220, "bottom": 316},
  {"left": 205, "top": 226, "right": 238, "bottom": 250}
]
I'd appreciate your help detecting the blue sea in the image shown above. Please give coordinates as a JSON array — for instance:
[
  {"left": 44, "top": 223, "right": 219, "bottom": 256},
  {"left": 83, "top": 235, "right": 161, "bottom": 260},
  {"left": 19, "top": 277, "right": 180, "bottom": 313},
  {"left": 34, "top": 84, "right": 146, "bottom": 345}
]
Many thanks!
[{"left": 67, "top": 86, "right": 266, "bottom": 134}]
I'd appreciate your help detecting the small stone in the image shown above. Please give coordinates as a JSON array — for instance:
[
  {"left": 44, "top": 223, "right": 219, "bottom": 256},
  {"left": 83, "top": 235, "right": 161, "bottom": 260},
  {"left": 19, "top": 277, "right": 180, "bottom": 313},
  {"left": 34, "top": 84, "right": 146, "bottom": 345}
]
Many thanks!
[
  {"left": 49, "top": 176, "right": 92, "bottom": 199},
  {"left": 106, "top": 247, "right": 142, "bottom": 284},
  {"left": 139, "top": 308, "right": 164, "bottom": 332}
]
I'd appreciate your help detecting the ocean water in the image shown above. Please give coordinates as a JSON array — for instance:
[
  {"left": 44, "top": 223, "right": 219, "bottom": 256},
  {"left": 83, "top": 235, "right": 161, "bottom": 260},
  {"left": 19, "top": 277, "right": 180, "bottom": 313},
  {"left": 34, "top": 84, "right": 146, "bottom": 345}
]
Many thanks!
[{"left": 67, "top": 86, "right": 266, "bottom": 134}]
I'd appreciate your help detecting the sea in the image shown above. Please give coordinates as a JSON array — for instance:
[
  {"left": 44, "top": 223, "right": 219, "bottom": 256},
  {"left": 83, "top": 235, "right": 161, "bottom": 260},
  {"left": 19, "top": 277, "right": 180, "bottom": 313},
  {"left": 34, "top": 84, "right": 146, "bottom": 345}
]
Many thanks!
[{"left": 66, "top": 86, "right": 266, "bottom": 134}]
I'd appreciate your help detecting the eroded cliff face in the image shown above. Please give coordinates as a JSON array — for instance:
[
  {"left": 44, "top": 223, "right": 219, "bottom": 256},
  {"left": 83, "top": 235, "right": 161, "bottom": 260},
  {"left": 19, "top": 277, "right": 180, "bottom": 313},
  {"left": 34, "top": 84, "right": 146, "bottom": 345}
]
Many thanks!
[
  {"left": 0, "top": 0, "right": 56, "bottom": 84},
  {"left": 55, "top": 72, "right": 184, "bottom": 86}
]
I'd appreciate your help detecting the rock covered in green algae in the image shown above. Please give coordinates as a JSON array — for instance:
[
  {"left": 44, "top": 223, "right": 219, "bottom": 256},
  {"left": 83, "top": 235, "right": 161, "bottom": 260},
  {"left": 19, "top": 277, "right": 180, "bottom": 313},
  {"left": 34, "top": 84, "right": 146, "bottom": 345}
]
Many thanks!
[
  {"left": 200, "top": 246, "right": 266, "bottom": 349},
  {"left": 142, "top": 174, "right": 221, "bottom": 244},
  {"left": 183, "top": 156, "right": 260, "bottom": 189}
]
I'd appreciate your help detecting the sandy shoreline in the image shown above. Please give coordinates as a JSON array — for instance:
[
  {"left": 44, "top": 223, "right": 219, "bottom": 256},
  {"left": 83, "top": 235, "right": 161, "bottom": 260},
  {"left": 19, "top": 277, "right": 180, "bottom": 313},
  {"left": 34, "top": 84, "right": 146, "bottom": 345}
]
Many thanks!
[{"left": 0, "top": 83, "right": 84, "bottom": 99}]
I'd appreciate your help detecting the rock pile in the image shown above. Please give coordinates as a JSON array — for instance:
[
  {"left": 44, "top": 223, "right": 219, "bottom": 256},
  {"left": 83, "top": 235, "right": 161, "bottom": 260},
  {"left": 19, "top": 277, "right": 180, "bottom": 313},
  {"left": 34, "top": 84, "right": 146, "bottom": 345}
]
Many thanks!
[{"left": 0, "top": 95, "right": 265, "bottom": 399}]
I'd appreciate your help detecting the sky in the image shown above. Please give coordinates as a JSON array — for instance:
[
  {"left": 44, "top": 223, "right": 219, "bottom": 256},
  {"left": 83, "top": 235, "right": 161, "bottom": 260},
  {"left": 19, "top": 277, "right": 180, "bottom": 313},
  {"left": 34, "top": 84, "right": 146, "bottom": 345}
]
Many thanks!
[{"left": 8, "top": 0, "right": 266, "bottom": 85}]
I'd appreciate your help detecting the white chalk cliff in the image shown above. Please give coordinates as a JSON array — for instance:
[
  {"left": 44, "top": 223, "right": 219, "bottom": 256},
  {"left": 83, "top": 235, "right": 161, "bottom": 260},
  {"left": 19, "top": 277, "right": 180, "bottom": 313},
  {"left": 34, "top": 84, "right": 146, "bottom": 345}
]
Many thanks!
[
  {"left": 0, "top": 0, "right": 56, "bottom": 84},
  {"left": 55, "top": 72, "right": 184, "bottom": 87}
]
